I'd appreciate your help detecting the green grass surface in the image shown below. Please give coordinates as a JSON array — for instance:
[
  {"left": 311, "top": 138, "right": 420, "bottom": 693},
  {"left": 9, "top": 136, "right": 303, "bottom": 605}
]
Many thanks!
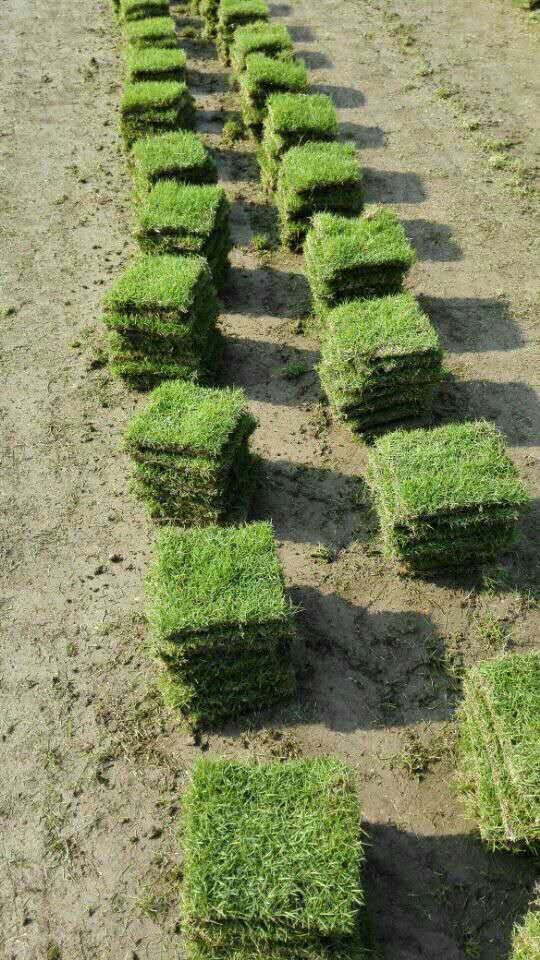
[
  {"left": 458, "top": 653, "right": 540, "bottom": 851},
  {"left": 123, "top": 14, "right": 177, "bottom": 46},
  {"left": 510, "top": 907, "right": 540, "bottom": 959},
  {"left": 120, "top": 0, "right": 170, "bottom": 21},
  {"left": 182, "top": 757, "right": 364, "bottom": 937},
  {"left": 319, "top": 293, "right": 443, "bottom": 431},
  {"left": 120, "top": 80, "right": 195, "bottom": 146},
  {"left": 239, "top": 54, "right": 309, "bottom": 133},
  {"left": 131, "top": 130, "right": 217, "bottom": 195},
  {"left": 276, "top": 143, "right": 363, "bottom": 249},
  {"left": 304, "top": 210, "right": 415, "bottom": 314},
  {"left": 135, "top": 181, "right": 230, "bottom": 289},
  {"left": 103, "top": 253, "right": 213, "bottom": 323},
  {"left": 200, "top": 0, "right": 220, "bottom": 37},
  {"left": 123, "top": 46, "right": 187, "bottom": 83},
  {"left": 230, "top": 22, "right": 293, "bottom": 77},
  {"left": 259, "top": 93, "right": 337, "bottom": 190},
  {"left": 367, "top": 421, "right": 529, "bottom": 568},
  {"left": 217, "top": 0, "right": 269, "bottom": 63}
]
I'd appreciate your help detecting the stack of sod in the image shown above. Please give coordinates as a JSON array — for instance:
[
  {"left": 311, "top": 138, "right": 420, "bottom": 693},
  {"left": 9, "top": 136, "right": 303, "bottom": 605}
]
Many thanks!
[
  {"left": 146, "top": 522, "right": 296, "bottom": 726},
  {"left": 123, "top": 14, "right": 177, "bottom": 47},
  {"left": 216, "top": 0, "right": 269, "bottom": 64},
  {"left": 276, "top": 142, "right": 363, "bottom": 250},
  {"left": 259, "top": 92, "right": 338, "bottom": 191},
  {"left": 120, "top": 80, "right": 195, "bottom": 148},
  {"left": 120, "top": 0, "right": 170, "bottom": 21},
  {"left": 103, "top": 253, "right": 222, "bottom": 389},
  {"left": 135, "top": 182, "right": 231, "bottom": 291},
  {"left": 182, "top": 757, "right": 375, "bottom": 960},
  {"left": 131, "top": 131, "right": 217, "bottom": 201},
  {"left": 366, "top": 420, "right": 529, "bottom": 570},
  {"left": 125, "top": 380, "right": 257, "bottom": 522},
  {"left": 510, "top": 907, "right": 540, "bottom": 958},
  {"left": 230, "top": 21, "right": 293, "bottom": 81},
  {"left": 123, "top": 46, "right": 187, "bottom": 83},
  {"left": 319, "top": 293, "right": 443, "bottom": 433},
  {"left": 458, "top": 652, "right": 540, "bottom": 852},
  {"left": 239, "top": 54, "right": 309, "bottom": 136},
  {"left": 304, "top": 210, "right": 415, "bottom": 316}
]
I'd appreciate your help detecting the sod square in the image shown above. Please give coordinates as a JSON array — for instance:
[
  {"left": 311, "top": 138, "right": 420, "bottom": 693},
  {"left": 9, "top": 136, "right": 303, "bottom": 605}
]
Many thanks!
[
  {"left": 230, "top": 22, "right": 293, "bottom": 80},
  {"left": 120, "top": 80, "right": 195, "bottom": 148},
  {"left": 125, "top": 379, "right": 257, "bottom": 522},
  {"left": 123, "top": 46, "right": 187, "bottom": 83},
  {"left": 239, "top": 54, "right": 309, "bottom": 136},
  {"left": 510, "top": 908, "right": 540, "bottom": 959},
  {"left": 123, "top": 14, "right": 177, "bottom": 47},
  {"left": 304, "top": 210, "right": 415, "bottom": 315},
  {"left": 135, "top": 181, "right": 231, "bottom": 291},
  {"left": 458, "top": 652, "right": 540, "bottom": 852},
  {"left": 259, "top": 92, "right": 338, "bottom": 190},
  {"left": 103, "top": 253, "right": 222, "bottom": 388},
  {"left": 276, "top": 142, "right": 363, "bottom": 250},
  {"left": 182, "top": 757, "right": 365, "bottom": 950},
  {"left": 216, "top": 0, "right": 269, "bottom": 64},
  {"left": 146, "top": 522, "right": 296, "bottom": 725},
  {"left": 120, "top": 0, "right": 170, "bottom": 21},
  {"left": 319, "top": 293, "right": 443, "bottom": 433},
  {"left": 366, "top": 420, "right": 529, "bottom": 569}
]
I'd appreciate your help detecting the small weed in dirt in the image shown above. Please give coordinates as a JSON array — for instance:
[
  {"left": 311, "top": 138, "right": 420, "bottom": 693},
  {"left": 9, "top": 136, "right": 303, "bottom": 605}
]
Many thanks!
[
  {"left": 221, "top": 118, "right": 243, "bottom": 145},
  {"left": 473, "top": 610, "right": 512, "bottom": 651},
  {"left": 47, "top": 945, "right": 62, "bottom": 960},
  {"left": 396, "top": 726, "right": 453, "bottom": 781},
  {"left": 281, "top": 360, "right": 309, "bottom": 380},
  {"left": 251, "top": 231, "right": 274, "bottom": 255}
]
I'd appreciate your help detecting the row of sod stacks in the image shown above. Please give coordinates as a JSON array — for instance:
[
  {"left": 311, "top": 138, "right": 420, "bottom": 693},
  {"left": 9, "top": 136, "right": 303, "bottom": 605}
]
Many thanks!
[
  {"left": 216, "top": 0, "right": 269, "bottom": 64},
  {"left": 239, "top": 54, "right": 309, "bottom": 136},
  {"left": 510, "top": 908, "right": 540, "bottom": 959},
  {"left": 366, "top": 420, "right": 529, "bottom": 570},
  {"left": 119, "top": 0, "right": 170, "bottom": 20},
  {"left": 319, "top": 293, "right": 443, "bottom": 433},
  {"left": 131, "top": 130, "right": 217, "bottom": 200},
  {"left": 124, "top": 14, "right": 177, "bottom": 47},
  {"left": 125, "top": 380, "right": 257, "bottom": 523},
  {"left": 304, "top": 209, "right": 415, "bottom": 317},
  {"left": 123, "top": 46, "right": 187, "bottom": 83},
  {"left": 259, "top": 92, "right": 338, "bottom": 191},
  {"left": 458, "top": 652, "right": 540, "bottom": 852},
  {"left": 103, "top": 254, "right": 222, "bottom": 388},
  {"left": 276, "top": 142, "right": 363, "bottom": 250},
  {"left": 230, "top": 22, "right": 293, "bottom": 81},
  {"left": 120, "top": 80, "right": 195, "bottom": 147},
  {"left": 182, "top": 757, "right": 377, "bottom": 959},
  {"left": 135, "top": 181, "right": 231, "bottom": 291},
  {"left": 146, "top": 522, "right": 296, "bottom": 727}
]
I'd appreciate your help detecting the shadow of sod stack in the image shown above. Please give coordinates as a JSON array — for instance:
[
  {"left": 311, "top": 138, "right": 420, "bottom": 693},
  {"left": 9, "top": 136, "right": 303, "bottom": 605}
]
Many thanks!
[
  {"left": 181, "top": 757, "right": 379, "bottom": 959},
  {"left": 276, "top": 142, "right": 363, "bottom": 251},
  {"left": 366, "top": 420, "right": 530, "bottom": 571},
  {"left": 124, "top": 379, "right": 257, "bottom": 523},
  {"left": 457, "top": 651, "right": 540, "bottom": 853},
  {"left": 145, "top": 522, "right": 296, "bottom": 727},
  {"left": 102, "top": 253, "right": 223, "bottom": 389}
]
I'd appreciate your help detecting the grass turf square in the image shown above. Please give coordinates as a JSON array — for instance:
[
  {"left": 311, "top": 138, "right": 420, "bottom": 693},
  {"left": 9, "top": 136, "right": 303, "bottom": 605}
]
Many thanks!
[
  {"left": 230, "top": 22, "right": 293, "bottom": 79},
  {"left": 276, "top": 142, "right": 363, "bottom": 250},
  {"left": 304, "top": 210, "right": 415, "bottom": 315},
  {"left": 259, "top": 92, "right": 337, "bottom": 190},
  {"left": 366, "top": 420, "right": 529, "bottom": 568},
  {"left": 182, "top": 757, "right": 364, "bottom": 937},
  {"left": 318, "top": 293, "right": 443, "bottom": 431},
  {"left": 123, "top": 14, "right": 177, "bottom": 47},
  {"left": 239, "top": 54, "right": 309, "bottom": 134},
  {"left": 123, "top": 46, "right": 187, "bottom": 83},
  {"left": 120, "top": 0, "right": 170, "bottom": 20},
  {"left": 120, "top": 79, "right": 195, "bottom": 147},
  {"left": 458, "top": 652, "right": 540, "bottom": 851},
  {"left": 135, "top": 181, "right": 230, "bottom": 290},
  {"left": 216, "top": 0, "right": 269, "bottom": 63}
]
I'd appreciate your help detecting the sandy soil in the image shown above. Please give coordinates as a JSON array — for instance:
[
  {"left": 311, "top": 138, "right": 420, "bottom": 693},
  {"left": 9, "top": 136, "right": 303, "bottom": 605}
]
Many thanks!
[{"left": 1, "top": 0, "right": 539, "bottom": 957}]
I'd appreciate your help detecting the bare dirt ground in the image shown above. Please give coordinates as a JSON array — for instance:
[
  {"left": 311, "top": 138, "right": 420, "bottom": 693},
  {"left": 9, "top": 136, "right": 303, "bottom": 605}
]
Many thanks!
[{"left": 1, "top": 0, "right": 539, "bottom": 957}]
